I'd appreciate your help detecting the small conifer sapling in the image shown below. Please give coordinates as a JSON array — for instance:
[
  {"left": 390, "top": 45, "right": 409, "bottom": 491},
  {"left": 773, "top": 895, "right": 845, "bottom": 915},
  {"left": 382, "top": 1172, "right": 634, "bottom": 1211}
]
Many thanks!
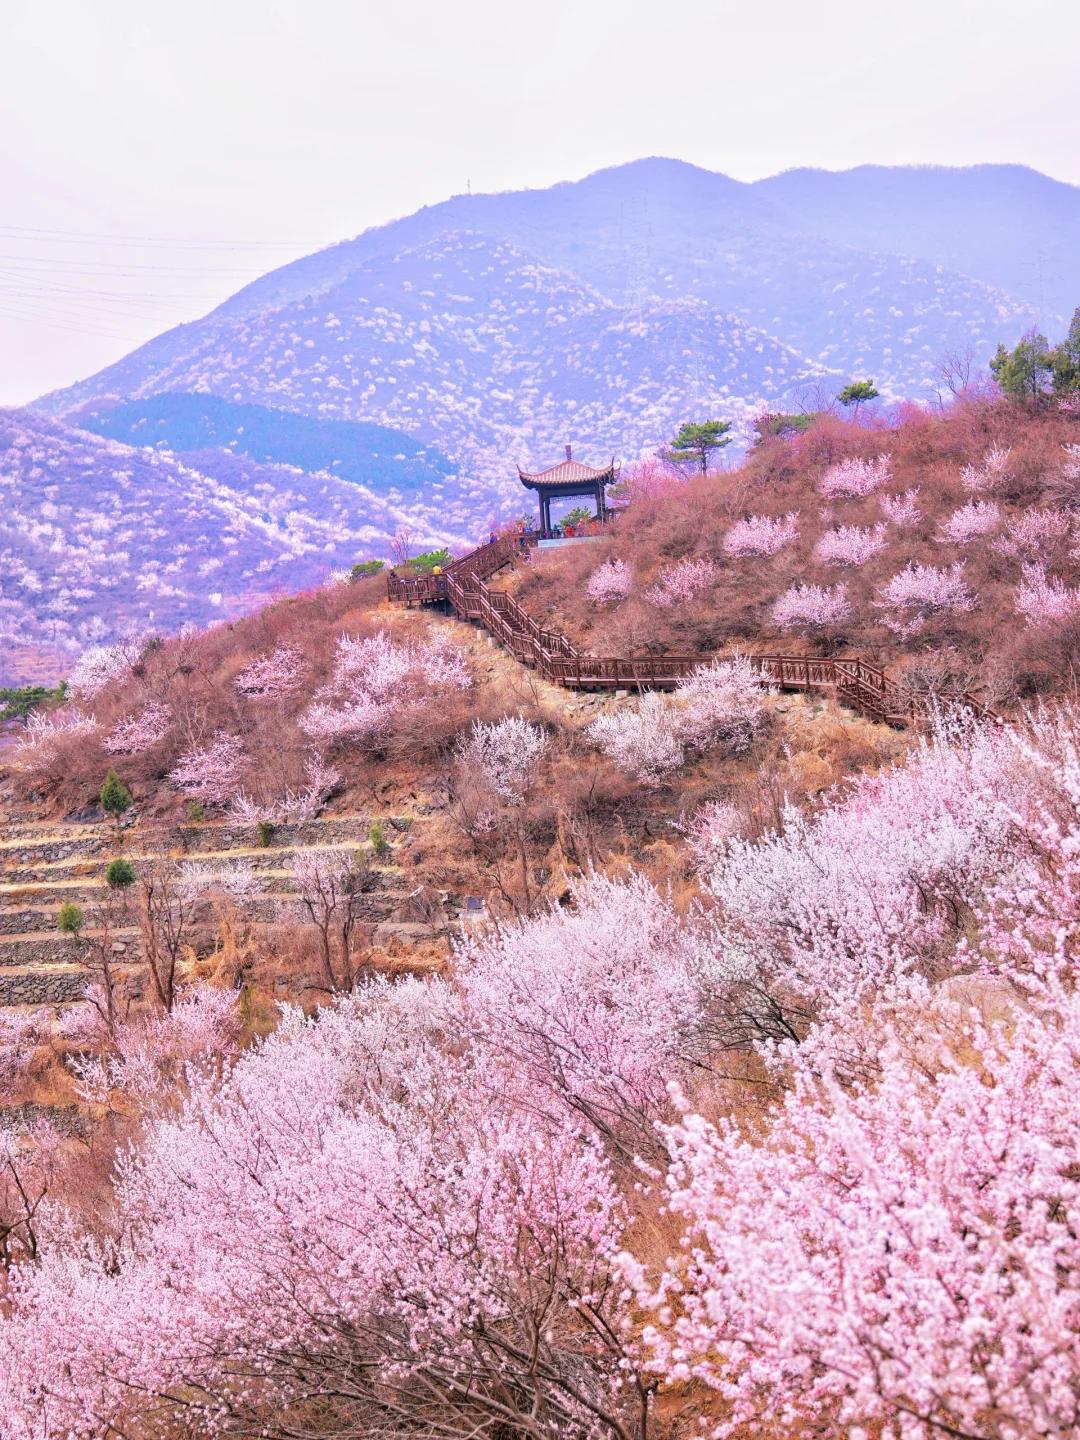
[
  {"left": 56, "top": 902, "right": 83, "bottom": 938},
  {"left": 105, "top": 857, "right": 136, "bottom": 889},
  {"left": 100, "top": 769, "right": 132, "bottom": 842}
]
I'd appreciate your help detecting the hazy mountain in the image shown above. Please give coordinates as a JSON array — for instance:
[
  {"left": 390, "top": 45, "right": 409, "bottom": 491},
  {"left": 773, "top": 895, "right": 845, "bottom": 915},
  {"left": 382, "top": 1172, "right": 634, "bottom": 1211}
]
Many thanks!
[
  {"left": 754, "top": 164, "right": 1080, "bottom": 329},
  {"left": 37, "top": 232, "right": 829, "bottom": 497},
  {"left": 0, "top": 408, "right": 466, "bottom": 684},
  {"left": 72, "top": 395, "right": 456, "bottom": 493},
  {"left": 37, "top": 158, "right": 1066, "bottom": 479}
]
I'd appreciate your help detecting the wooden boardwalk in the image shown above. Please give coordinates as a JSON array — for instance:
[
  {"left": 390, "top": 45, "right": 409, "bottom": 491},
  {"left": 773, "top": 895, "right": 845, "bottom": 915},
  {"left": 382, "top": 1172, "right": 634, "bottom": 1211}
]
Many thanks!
[{"left": 387, "top": 537, "right": 989, "bottom": 727}]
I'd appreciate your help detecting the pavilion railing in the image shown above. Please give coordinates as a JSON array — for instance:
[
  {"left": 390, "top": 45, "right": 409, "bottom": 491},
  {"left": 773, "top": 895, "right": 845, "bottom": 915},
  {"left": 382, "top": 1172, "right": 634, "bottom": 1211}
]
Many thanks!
[{"left": 387, "top": 538, "right": 993, "bottom": 725}]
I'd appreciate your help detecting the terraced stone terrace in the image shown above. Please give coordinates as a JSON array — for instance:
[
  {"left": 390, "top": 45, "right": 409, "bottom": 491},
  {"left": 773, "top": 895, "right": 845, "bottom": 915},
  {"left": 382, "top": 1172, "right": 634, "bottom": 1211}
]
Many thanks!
[{"left": 0, "top": 805, "right": 446, "bottom": 1007}]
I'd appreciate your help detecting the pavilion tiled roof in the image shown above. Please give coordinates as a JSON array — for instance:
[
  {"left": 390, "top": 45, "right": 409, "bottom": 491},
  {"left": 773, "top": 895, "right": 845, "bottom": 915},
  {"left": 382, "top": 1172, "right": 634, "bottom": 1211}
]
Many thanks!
[{"left": 518, "top": 457, "right": 618, "bottom": 488}]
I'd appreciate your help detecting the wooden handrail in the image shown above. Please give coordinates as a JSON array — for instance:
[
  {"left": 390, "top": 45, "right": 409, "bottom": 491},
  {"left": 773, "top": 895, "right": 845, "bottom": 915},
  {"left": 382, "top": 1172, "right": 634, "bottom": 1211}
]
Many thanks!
[{"left": 388, "top": 539, "right": 991, "bottom": 725}]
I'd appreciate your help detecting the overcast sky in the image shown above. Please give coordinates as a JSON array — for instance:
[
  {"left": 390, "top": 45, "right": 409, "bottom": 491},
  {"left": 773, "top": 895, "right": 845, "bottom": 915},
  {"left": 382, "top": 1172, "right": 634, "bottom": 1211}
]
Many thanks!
[{"left": 1, "top": 0, "right": 1077, "bottom": 404}]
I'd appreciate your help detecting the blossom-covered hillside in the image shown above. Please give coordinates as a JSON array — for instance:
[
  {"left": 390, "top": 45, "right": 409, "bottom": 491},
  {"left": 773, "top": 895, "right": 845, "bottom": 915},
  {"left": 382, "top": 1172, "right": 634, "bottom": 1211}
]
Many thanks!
[
  {"left": 510, "top": 399, "right": 1080, "bottom": 705},
  {"left": 0, "top": 408, "right": 464, "bottom": 684},
  {"left": 38, "top": 233, "right": 830, "bottom": 497}
]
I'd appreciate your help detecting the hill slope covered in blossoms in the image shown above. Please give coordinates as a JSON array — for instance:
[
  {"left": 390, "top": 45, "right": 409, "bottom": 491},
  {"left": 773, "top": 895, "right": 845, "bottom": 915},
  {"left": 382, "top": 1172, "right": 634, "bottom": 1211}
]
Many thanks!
[
  {"left": 0, "top": 407, "right": 466, "bottom": 684},
  {"left": 37, "top": 232, "right": 830, "bottom": 497},
  {"left": 509, "top": 399, "right": 1080, "bottom": 707}
]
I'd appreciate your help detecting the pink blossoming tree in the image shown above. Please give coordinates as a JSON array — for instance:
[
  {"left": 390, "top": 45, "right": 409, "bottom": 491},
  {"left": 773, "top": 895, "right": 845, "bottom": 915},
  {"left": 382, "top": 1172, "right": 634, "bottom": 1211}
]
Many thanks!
[
  {"left": 875, "top": 562, "right": 974, "bottom": 634},
  {"left": 722, "top": 513, "right": 800, "bottom": 557},
  {"left": 300, "top": 629, "right": 469, "bottom": 744},
  {"left": 960, "top": 444, "right": 1011, "bottom": 492},
  {"left": 938, "top": 500, "right": 1000, "bottom": 543},
  {"left": 103, "top": 701, "right": 172, "bottom": 755},
  {"left": 585, "top": 558, "right": 633, "bottom": 602},
  {"left": 994, "top": 508, "right": 1073, "bottom": 562},
  {"left": 818, "top": 455, "right": 892, "bottom": 497},
  {"left": 645, "top": 557, "right": 717, "bottom": 607},
  {"left": 457, "top": 716, "right": 550, "bottom": 804},
  {"left": 168, "top": 731, "right": 246, "bottom": 805},
  {"left": 234, "top": 643, "right": 308, "bottom": 698},
  {"left": 1014, "top": 564, "right": 1080, "bottom": 625},
  {"left": 813, "top": 524, "right": 887, "bottom": 567},
  {"left": 880, "top": 487, "right": 922, "bottom": 528},
  {"left": 771, "top": 583, "right": 851, "bottom": 633},
  {"left": 67, "top": 637, "right": 145, "bottom": 700}
]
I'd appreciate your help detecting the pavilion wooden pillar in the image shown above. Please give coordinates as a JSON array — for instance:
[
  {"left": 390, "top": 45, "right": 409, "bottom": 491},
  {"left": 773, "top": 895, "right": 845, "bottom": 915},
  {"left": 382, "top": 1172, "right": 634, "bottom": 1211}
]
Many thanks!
[{"left": 518, "top": 453, "right": 619, "bottom": 535}]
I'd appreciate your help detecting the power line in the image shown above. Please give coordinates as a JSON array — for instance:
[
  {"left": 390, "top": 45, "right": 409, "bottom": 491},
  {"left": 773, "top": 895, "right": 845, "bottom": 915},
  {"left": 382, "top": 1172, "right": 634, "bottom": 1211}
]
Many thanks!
[{"left": 0, "top": 224, "right": 327, "bottom": 250}]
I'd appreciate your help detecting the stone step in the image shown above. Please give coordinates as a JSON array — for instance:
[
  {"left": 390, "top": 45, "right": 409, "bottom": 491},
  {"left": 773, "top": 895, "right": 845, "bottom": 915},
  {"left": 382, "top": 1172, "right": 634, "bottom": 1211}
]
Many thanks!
[
  {"left": 0, "top": 965, "right": 90, "bottom": 1006},
  {"left": 0, "top": 814, "right": 413, "bottom": 862},
  {"left": 0, "top": 842, "right": 408, "bottom": 889},
  {"left": 0, "top": 813, "right": 400, "bottom": 846},
  {"left": 0, "top": 929, "right": 140, "bottom": 965},
  {"left": 0, "top": 867, "right": 412, "bottom": 908},
  {"left": 0, "top": 850, "right": 410, "bottom": 888},
  {"left": 0, "top": 882, "right": 418, "bottom": 936}
]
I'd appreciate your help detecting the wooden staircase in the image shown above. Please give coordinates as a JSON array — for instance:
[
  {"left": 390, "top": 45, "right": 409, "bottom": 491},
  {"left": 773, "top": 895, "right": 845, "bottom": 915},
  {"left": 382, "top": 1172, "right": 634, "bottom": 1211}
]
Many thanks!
[{"left": 389, "top": 535, "right": 992, "bottom": 727}]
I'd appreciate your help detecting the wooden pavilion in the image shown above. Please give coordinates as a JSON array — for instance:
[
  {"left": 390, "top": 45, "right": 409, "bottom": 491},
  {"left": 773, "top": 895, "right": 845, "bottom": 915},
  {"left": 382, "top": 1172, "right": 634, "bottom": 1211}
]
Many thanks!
[{"left": 518, "top": 445, "right": 618, "bottom": 533}]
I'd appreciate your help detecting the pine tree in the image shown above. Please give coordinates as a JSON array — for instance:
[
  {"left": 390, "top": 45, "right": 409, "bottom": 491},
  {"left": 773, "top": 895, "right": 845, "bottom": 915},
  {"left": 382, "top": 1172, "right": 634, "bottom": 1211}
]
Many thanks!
[
  {"left": 100, "top": 769, "right": 132, "bottom": 841},
  {"left": 837, "top": 380, "right": 880, "bottom": 418},
  {"left": 664, "top": 420, "right": 733, "bottom": 474},
  {"left": 989, "top": 328, "right": 1054, "bottom": 403},
  {"left": 1051, "top": 307, "right": 1080, "bottom": 397}
]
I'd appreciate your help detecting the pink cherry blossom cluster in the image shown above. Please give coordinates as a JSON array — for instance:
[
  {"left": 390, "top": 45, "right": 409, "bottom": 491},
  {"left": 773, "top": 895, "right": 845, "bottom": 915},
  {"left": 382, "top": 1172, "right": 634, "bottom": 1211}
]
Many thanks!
[
  {"left": 291, "top": 844, "right": 366, "bottom": 916},
  {"left": 458, "top": 870, "right": 704, "bottom": 1140},
  {"left": 686, "top": 799, "right": 742, "bottom": 872},
  {"left": 168, "top": 731, "right": 246, "bottom": 805},
  {"left": 12, "top": 709, "right": 100, "bottom": 777},
  {"left": 960, "top": 443, "right": 1011, "bottom": 491},
  {"left": 585, "top": 557, "right": 633, "bottom": 602},
  {"left": 623, "top": 984, "right": 1080, "bottom": 1440},
  {"left": 771, "top": 582, "right": 851, "bottom": 632},
  {"left": 103, "top": 701, "right": 172, "bottom": 755},
  {"left": 879, "top": 486, "right": 922, "bottom": 527},
  {"left": 813, "top": 523, "right": 887, "bottom": 567},
  {"left": 674, "top": 656, "right": 769, "bottom": 754},
  {"left": 938, "top": 499, "right": 1000, "bottom": 543},
  {"left": 300, "top": 629, "right": 470, "bottom": 743},
  {"left": 176, "top": 859, "right": 260, "bottom": 904},
  {"left": 1014, "top": 563, "right": 1080, "bottom": 626},
  {"left": 645, "top": 557, "right": 717, "bottom": 607},
  {"left": 233, "top": 643, "right": 308, "bottom": 697},
  {"left": 230, "top": 755, "right": 343, "bottom": 824},
  {"left": 0, "top": 969, "right": 638, "bottom": 1438},
  {"left": 587, "top": 692, "right": 685, "bottom": 785},
  {"left": 67, "top": 636, "right": 145, "bottom": 700},
  {"left": 457, "top": 716, "right": 550, "bottom": 803},
  {"left": 620, "top": 719, "right": 1080, "bottom": 1440},
  {"left": 0, "top": 1010, "right": 49, "bottom": 1100},
  {"left": 587, "top": 660, "right": 767, "bottom": 783},
  {"left": 818, "top": 454, "right": 892, "bottom": 497},
  {"left": 875, "top": 561, "right": 974, "bottom": 634},
  {"left": 72, "top": 987, "right": 245, "bottom": 1106},
  {"left": 994, "top": 506, "right": 1073, "bottom": 561},
  {"left": 700, "top": 718, "right": 1022, "bottom": 1010},
  {"left": 722, "top": 512, "right": 800, "bottom": 557}
]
